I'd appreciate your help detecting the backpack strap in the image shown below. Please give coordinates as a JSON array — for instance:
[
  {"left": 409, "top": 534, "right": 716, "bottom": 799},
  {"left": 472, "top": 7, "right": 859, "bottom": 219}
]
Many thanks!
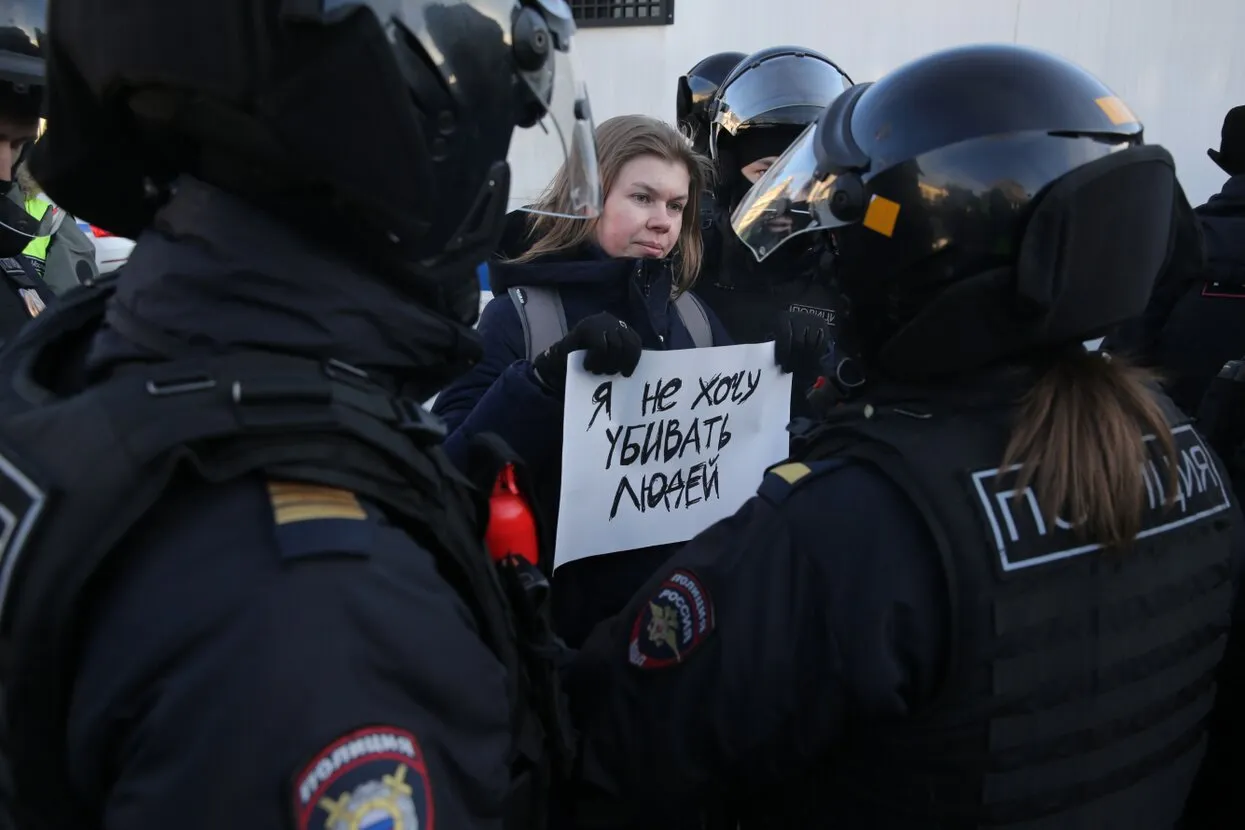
[
  {"left": 507, "top": 285, "right": 568, "bottom": 360},
  {"left": 673, "top": 291, "right": 714, "bottom": 348}
]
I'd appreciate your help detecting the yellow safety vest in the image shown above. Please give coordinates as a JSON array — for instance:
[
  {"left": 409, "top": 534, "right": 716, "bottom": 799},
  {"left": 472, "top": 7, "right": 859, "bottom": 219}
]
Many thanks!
[{"left": 21, "top": 197, "right": 52, "bottom": 263}]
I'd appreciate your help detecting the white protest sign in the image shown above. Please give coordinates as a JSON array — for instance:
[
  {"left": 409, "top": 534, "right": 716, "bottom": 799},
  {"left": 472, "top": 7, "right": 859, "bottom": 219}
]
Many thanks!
[{"left": 554, "top": 342, "right": 792, "bottom": 569}]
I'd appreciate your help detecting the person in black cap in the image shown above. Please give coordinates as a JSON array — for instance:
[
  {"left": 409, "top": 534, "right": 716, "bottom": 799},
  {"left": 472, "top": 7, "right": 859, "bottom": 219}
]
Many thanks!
[
  {"left": 1103, "top": 103, "right": 1245, "bottom": 415},
  {"left": 696, "top": 46, "right": 855, "bottom": 418},
  {"left": 0, "top": 0, "right": 602, "bottom": 827},
  {"left": 563, "top": 44, "right": 1242, "bottom": 829},
  {"left": 0, "top": 0, "right": 95, "bottom": 340}
]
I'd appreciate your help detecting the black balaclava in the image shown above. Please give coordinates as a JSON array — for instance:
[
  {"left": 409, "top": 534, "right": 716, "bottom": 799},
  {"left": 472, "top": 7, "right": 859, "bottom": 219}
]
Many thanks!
[
  {"left": 720, "top": 125, "right": 807, "bottom": 208},
  {"left": 716, "top": 125, "right": 817, "bottom": 277}
]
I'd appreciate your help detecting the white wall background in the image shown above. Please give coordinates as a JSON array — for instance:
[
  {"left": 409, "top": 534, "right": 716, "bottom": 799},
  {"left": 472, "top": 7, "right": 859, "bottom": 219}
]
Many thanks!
[{"left": 506, "top": 0, "right": 1244, "bottom": 210}]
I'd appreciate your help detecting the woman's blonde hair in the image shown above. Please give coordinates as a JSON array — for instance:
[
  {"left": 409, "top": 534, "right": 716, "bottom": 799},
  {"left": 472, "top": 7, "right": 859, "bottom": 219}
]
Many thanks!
[
  {"left": 514, "top": 114, "right": 713, "bottom": 294},
  {"left": 1001, "top": 351, "right": 1179, "bottom": 549}
]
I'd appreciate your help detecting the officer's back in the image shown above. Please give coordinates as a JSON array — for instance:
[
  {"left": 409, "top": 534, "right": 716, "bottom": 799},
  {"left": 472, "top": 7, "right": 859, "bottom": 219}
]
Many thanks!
[
  {"left": 565, "top": 44, "right": 1243, "bottom": 830},
  {"left": 0, "top": 0, "right": 601, "bottom": 827}
]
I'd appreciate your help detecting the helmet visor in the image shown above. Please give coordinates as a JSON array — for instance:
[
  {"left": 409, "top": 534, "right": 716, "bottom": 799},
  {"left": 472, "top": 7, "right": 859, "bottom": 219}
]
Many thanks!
[
  {"left": 513, "top": 47, "right": 601, "bottom": 219},
  {"left": 0, "top": 51, "right": 41, "bottom": 87},
  {"left": 730, "top": 122, "right": 848, "bottom": 260},
  {"left": 308, "top": 0, "right": 601, "bottom": 219},
  {"left": 711, "top": 55, "right": 850, "bottom": 158}
]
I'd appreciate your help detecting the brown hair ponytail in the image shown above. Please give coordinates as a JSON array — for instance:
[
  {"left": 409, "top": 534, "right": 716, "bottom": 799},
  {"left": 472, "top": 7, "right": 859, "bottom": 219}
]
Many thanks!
[{"left": 1000, "top": 351, "right": 1179, "bottom": 548}]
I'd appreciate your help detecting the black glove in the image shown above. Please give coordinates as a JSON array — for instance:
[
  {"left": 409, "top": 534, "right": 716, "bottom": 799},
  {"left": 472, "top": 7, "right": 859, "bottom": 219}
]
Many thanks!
[
  {"left": 774, "top": 311, "right": 831, "bottom": 375},
  {"left": 532, "top": 312, "right": 643, "bottom": 397}
]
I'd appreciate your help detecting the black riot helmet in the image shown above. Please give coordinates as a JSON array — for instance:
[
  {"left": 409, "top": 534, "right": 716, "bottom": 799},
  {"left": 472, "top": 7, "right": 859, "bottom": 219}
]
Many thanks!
[
  {"left": 29, "top": 0, "right": 601, "bottom": 322},
  {"left": 707, "top": 45, "right": 852, "bottom": 164},
  {"left": 732, "top": 44, "right": 1177, "bottom": 381},
  {"left": 676, "top": 50, "right": 745, "bottom": 154}
]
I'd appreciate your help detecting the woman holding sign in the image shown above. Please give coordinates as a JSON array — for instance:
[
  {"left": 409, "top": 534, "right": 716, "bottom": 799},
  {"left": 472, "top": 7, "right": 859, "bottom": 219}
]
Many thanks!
[
  {"left": 435, "top": 115, "right": 824, "bottom": 648},
  {"left": 434, "top": 115, "right": 728, "bottom": 650},
  {"left": 563, "top": 45, "right": 1245, "bottom": 829}
]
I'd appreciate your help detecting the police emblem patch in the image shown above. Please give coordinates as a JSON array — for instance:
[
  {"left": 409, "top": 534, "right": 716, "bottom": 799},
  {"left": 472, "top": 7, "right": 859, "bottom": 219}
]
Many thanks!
[
  {"left": 629, "top": 569, "right": 715, "bottom": 670},
  {"left": 293, "top": 726, "right": 434, "bottom": 830}
]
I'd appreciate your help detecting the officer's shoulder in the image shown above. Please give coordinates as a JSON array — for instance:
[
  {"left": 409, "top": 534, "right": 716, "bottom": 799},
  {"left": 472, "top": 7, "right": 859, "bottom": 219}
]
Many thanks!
[
  {"left": 263, "top": 478, "right": 379, "bottom": 561},
  {"left": 757, "top": 458, "right": 856, "bottom": 505}
]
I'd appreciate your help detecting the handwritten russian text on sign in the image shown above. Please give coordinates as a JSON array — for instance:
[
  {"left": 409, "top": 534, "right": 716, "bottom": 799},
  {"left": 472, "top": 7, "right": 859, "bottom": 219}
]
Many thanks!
[{"left": 555, "top": 343, "right": 792, "bottom": 569}]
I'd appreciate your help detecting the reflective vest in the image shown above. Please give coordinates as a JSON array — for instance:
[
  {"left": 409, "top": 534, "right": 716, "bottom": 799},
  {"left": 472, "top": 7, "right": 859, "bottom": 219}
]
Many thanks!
[{"left": 19, "top": 197, "right": 54, "bottom": 269}]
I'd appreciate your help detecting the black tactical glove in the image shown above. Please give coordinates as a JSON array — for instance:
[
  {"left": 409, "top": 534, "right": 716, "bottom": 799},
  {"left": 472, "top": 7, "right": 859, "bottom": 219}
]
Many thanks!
[
  {"left": 774, "top": 310, "right": 831, "bottom": 375},
  {"left": 532, "top": 312, "right": 643, "bottom": 397}
]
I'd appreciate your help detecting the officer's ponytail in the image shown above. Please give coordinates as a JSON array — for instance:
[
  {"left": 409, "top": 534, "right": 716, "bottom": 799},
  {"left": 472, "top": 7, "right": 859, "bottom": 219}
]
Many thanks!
[{"left": 1000, "top": 350, "right": 1179, "bottom": 549}]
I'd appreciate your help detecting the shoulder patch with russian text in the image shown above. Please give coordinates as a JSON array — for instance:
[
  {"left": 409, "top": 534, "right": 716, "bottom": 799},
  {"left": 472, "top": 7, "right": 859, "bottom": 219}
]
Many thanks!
[
  {"left": 629, "top": 569, "right": 715, "bottom": 670},
  {"left": 788, "top": 303, "right": 837, "bottom": 326},
  {"left": 293, "top": 726, "right": 434, "bottom": 830},
  {"left": 968, "top": 423, "right": 1232, "bottom": 575}
]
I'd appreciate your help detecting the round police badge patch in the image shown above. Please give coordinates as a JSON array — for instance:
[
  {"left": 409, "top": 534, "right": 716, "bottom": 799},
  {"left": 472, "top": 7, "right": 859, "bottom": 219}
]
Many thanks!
[
  {"left": 629, "top": 569, "right": 715, "bottom": 670},
  {"left": 293, "top": 726, "right": 434, "bottom": 830}
]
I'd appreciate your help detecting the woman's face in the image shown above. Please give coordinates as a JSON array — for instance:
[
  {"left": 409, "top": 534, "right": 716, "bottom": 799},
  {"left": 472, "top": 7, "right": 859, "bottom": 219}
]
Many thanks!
[{"left": 594, "top": 154, "right": 689, "bottom": 259}]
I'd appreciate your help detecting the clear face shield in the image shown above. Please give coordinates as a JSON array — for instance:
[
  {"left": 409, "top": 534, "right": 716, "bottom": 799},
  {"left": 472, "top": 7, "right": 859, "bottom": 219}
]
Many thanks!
[
  {"left": 729, "top": 121, "right": 848, "bottom": 260},
  {"left": 514, "top": 44, "right": 602, "bottom": 219},
  {"left": 709, "top": 54, "right": 851, "bottom": 160},
  {"left": 303, "top": 0, "right": 602, "bottom": 219}
]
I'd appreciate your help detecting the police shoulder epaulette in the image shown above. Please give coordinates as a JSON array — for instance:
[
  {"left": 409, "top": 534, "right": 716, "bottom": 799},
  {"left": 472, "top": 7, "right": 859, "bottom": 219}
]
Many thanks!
[
  {"left": 756, "top": 459, "right": 845, "bottom": 505},
  {"left": 266, "top": 480, "right": 375, "bottom": 561}
]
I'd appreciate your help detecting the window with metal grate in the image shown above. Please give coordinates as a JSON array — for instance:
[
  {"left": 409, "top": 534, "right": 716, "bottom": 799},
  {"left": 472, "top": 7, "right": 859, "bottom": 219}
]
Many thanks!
[{"left": 568, "top": 0, "right": 674, "bottom": 28}]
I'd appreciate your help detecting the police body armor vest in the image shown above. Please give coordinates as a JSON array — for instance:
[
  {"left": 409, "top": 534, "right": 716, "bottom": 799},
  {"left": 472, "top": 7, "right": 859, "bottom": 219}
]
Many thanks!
[
  {"left": 20, "top": 197, "right": 62, "bottom": 272},
  {"left": 694, "top": 211, "right": 839, "bottom": 346},
  {"left": 0, "top": 281, "right": 571, "bottom": 830},
  {"left": 793, "top": 378, "right": 1237, "bottom": 827}
]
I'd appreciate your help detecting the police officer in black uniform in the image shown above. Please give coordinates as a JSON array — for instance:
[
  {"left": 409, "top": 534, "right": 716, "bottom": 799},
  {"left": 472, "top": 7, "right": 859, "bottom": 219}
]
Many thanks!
[
  {"left": 672, "top": 50, "right": 743, "bottom": 280},
  {"left": 696, "top": 46, "right": 855, "bottom": 417},
  {"left": 0, "top": 1, "right": 601, "bottom": 828},
  {"left": 563, "top": 44, "right": 1243, "bottom": 829}
]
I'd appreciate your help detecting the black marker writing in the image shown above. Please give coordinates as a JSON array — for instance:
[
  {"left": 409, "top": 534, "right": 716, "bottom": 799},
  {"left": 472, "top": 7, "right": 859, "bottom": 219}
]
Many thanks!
[
  {"left": 691, "top": 369, "right": 761, "bottom": 410},
  {"left": 640, "top": 377, "right": 682, "bottom": 416},
  {"left": 603, "top": 414, "right": 732, "bottom": 469},
  {"left": 609, "top": 456, "right": 722, "bottom": 519},
  {"left": 588, "top": 381, "right": 613, "bottom": 431}
]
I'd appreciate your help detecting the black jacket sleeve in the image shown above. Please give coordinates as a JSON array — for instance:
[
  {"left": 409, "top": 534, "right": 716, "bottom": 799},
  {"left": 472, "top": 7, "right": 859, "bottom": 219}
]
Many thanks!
[{"left": 564, "top": 459, "right": 950, "bottom": 827}]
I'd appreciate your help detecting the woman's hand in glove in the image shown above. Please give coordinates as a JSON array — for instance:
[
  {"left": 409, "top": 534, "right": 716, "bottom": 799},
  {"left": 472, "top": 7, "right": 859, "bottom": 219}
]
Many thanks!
[{"left": 532, "top": 312, "right": 643, "bottom": 397}]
